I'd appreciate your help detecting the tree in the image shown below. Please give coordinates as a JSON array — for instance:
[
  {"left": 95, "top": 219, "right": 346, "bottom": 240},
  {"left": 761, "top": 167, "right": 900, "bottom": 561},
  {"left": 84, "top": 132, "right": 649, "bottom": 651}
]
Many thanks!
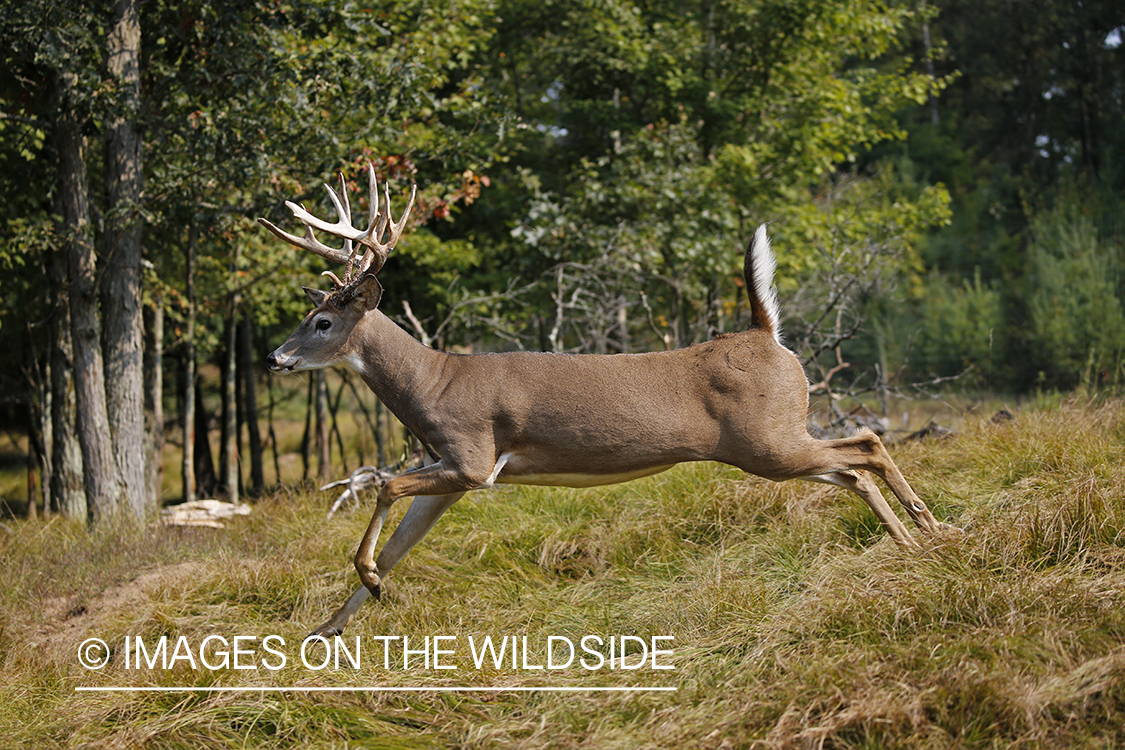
[
  {"left": 888, "top": 0, "right": 1125, "bottom": 388},
  {"left": 1, "top": 0, "right": 150, "bottom": 522},
  {"left": 478, "top": 0, "right": 951, "bottom": 380},
  {"left": 56, "top": 68, "right": 123, "bottom": 523},
  {"left": 102, "top": 0, "right": 148, "bottom": 519}
]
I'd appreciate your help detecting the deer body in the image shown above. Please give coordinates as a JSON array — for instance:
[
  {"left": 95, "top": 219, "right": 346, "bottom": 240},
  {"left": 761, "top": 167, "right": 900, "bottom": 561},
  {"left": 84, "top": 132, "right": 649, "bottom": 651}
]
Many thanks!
[
  {"left": 274, "top": 292, "right": 829, "bottom": 486},
  {"left": 262, "top": 168, "right": 948, "bottom": 637}
]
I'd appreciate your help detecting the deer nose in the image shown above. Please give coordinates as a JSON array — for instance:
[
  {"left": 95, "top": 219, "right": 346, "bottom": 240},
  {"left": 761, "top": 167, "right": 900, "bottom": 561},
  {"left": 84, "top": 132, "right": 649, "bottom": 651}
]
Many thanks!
[{"left": 266, "top": 352, "right": 286, "bottom": 371}]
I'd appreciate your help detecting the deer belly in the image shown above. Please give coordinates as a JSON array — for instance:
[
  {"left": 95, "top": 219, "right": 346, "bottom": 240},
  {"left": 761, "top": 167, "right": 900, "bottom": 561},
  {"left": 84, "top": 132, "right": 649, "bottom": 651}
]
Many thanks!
[{"left": 494, "top": 465, "right": 675, "bottom": 488}]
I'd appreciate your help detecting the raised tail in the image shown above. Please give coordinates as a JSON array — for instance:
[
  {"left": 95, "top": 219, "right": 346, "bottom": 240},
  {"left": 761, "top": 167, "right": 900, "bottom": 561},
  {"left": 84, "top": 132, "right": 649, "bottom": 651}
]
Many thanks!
[{"left": 744, "top": 224, "right": 781, "bottom": 344}]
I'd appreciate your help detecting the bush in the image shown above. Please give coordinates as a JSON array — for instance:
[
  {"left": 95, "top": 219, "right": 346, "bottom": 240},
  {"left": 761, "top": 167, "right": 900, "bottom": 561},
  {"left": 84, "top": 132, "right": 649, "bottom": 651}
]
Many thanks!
[
  {"left": 1027, "top": 208, "right": 1125, "bottom": 387},
  {"left": 914, "top": 268, "right": 1004, "bottom": 384}
]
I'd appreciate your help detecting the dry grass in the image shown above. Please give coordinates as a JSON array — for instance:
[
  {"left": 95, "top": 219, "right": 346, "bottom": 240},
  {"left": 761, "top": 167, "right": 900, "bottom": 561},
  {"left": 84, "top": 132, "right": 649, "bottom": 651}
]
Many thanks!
[{"left": 3, "top": 398, "right": 1125, "bottom": 748}]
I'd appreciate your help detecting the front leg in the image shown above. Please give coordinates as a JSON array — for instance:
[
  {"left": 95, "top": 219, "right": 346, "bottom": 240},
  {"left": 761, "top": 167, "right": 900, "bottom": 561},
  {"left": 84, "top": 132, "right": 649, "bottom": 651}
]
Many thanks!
[
  {"left": 310, "top": 586, "right": 371, "bottom": 639},
  {"left": 354, "top": 493, "right": 395, "bottom": 597},
  {"left": 309, "top": 490, "right": 466, "bottom": 638},
  {"left": 353, "top": 459, "right": 488, "bottom": 597}
]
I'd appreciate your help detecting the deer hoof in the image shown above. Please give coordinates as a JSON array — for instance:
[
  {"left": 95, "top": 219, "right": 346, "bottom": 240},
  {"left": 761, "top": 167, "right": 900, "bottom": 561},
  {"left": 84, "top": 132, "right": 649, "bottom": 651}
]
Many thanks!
[
  {"left": 306, "top": 623, "right": 343, "bottom": 641},
  {"left": 360, "top": 574, "right": 382, "bottom": 600},
  {"left": 355, "top": 561, "right": 383, "bottom": 599}
]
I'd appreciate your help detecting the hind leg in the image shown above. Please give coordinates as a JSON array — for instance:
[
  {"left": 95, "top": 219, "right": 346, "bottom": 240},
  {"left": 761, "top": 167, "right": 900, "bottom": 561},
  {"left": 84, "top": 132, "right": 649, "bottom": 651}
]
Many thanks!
[
  {"left": 786, "top": 429, "right": 946, "bottom": 535},
  {"left": 803, "top": 471, "right": 917, "bottom": 547}
]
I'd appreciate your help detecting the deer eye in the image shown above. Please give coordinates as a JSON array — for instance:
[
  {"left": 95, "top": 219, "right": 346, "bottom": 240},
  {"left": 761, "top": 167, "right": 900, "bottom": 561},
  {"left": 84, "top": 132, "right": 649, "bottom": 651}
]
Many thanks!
[{"left": 315, "top": 318, "right": 332, "bottom": 331}]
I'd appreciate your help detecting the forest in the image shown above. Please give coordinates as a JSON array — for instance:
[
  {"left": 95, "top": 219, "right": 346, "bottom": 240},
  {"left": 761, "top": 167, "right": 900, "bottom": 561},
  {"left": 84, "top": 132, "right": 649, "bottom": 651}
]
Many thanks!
[{"left": 0, "top": 0, "right": 1123, "bottom": 523}]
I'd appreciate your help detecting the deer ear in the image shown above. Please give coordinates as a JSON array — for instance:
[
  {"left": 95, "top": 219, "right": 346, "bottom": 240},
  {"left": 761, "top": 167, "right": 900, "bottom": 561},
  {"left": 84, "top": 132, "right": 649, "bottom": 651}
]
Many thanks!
[
  {"left": 351, "top": 275, "right": 383, "bottom": 311},
  {"left": 304, "top": 287, "right": 331, "bottom": 307}
]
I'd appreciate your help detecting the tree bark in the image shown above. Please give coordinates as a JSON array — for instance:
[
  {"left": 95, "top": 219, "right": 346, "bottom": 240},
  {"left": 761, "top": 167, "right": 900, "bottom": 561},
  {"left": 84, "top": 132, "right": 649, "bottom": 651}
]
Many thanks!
[
  {"left": 329, "top": 379, "right": 348, "bottom": 473},
  {"left": 301, "top": 377, "right": 312, "bottom": 480},
  {"left": 239, "top": 315, "right": 265, "bottom": 494},
  {"left": 922, "top": 16, "right": 939, "bottom": 126},
  {"left": 144, "top": 297, "right": 164, "bottom": 506},
  {"left": 27, "top": 328, "right": 51, "bottom": 519},
  {"left": 194, "top": 380, "right": 218, "bottom": 497},
  {"left": 315, "top": 369, "right": 330, "bottom": 481},
  {"left": 57, "top": 71, "right": 120, "bottom": 524},
  {"left": 375, "top": 397, "right": 387, "bottom": 467},
  {"left": 220, "top": 303, "right": 239, "bottom": 504},
  {"left": 48, "top": 245, "right": 86, "bottom": 519},
  {"left": 26, "top": 409, "right": 42, "bottom": 519},
  {"left": 181, "top": 225, "right": 197, "bottom": 503},
  {"left": 102, "top": 0, "right": 147, "bottom": 519},
  {"left": 266, "top": 377, "right": 281, "bottom": 486}
]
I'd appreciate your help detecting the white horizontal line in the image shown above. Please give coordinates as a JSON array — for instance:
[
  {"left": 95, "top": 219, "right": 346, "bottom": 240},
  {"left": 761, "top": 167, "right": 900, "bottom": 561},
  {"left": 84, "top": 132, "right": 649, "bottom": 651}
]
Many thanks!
[{"left": 76, "top": 685, "right": 676, "bottom": 693}]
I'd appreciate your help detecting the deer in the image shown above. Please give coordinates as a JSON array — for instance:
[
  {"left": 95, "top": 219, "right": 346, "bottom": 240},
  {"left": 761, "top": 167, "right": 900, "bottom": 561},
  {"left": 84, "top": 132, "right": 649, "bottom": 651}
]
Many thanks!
[{"left": 260, "top": 164, "right": 950, "bottom": 638}]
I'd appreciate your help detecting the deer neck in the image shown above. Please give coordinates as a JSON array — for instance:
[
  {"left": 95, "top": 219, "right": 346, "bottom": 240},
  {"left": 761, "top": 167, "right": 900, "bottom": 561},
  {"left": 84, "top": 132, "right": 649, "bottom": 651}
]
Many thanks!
[{"left": 342, "top": 310, "right": 448, "bottom": 430}]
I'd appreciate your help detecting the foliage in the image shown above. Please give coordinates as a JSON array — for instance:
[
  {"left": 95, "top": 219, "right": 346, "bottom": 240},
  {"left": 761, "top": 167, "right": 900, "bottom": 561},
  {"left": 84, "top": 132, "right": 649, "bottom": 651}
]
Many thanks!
[
  {"left": 486, "top": 0, "right": 955, "bottom": 356},
  {"left": 914, "top": 268, "right": 1003, "bottom": 384},
  {"left": 1027, "top": 206, "right": 1125, "bottom": 387},
  {"left": 511, "top": 119, "right": 744, "bottom": 348},
  {"left": 780, "top": 164, "right": 951, "bottom": 378},
  {"left": 885, "top": 0, "right": 1125, "bottom": 389},
  {"left": 140, "top": 0, "right": 506, "bottom": 356},
  {"left": 1, "top": 0, "right": 1122, "bottom": 519}
]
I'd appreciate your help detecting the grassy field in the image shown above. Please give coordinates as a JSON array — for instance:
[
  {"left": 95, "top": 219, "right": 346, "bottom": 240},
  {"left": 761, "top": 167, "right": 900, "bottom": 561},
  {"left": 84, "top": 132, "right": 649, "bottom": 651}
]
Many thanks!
[{"left": 3, "top": 397, "right": 1125, "bottom": 748}]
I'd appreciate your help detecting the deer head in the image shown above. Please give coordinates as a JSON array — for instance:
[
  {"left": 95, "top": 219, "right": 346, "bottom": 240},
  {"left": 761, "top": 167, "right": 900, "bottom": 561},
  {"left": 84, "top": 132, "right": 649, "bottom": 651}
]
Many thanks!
[{"left": 260, "top": 163, "right": 416, "bottom": 372}]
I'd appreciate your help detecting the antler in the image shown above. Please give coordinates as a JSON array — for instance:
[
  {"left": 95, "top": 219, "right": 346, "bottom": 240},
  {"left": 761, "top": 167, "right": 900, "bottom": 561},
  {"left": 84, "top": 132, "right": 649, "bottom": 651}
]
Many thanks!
[{"left": 259, "top": 162, "right": 418, "bottom": 287}]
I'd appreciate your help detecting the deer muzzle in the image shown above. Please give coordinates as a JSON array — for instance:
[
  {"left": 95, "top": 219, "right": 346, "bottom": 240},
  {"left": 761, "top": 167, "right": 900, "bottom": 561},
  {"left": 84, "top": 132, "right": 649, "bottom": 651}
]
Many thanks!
[{"left": 266, "top": 350, "right": 297, "bottom": 372}]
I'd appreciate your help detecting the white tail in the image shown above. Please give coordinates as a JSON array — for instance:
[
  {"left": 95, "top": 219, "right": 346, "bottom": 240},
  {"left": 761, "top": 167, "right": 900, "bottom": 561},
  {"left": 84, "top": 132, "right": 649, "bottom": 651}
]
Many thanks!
[
  {"left": 746, "top": 224, "right": 781, "bottom": 344},
  {"left": 262, "top": 169, "right": 951, "bottom": 637}
]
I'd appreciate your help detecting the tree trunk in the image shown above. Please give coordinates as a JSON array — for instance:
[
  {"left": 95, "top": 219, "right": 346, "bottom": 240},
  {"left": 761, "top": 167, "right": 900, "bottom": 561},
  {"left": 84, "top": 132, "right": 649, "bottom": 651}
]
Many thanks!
[
  {"left": 181, "top": 225, "right": 197, "bottom": 504},
  {"left": 239, "top": 316, "right": 265, "bottom": 495},
  {"left": 194, "top": 380, "right": 218, "bottom": 497},
  {"left": 329, "top": 379, "right": 348, "bottom": 473},
  {"left": 48, "top": 246, "right": 86, "bottom": 519},
  {"left": 28, "top": 338, "right": 51, "bottom": 519},
  {"left": 301, "top": 377, "right": 312, "bottom": 481},
  {"left": 102, "top": 0, "right": 147, "bottom": 520},
  {"left": 315, "top": 369, "right": 330, "bottom": 481},
  {"left": 617, "top": 303, "right": 629, "bottom": 353},
  {"left": 26, "top": 409, "right": 42, "bottom": 519},
  {"left": 266, "top": 377, "right": 281, "bottom": 486},
  {"left": 144, "top": 298, "right": 164, "bottom": 506},
  {"left": 922, "top": 16, "right": 939, "bottom": 127},
  {"left": 375, "top": 397, "right": 387, "bottom": 467},
  {"left": 57, "top": 71, "right": 120, "bottom": 525},
  {"left": 220, "top": 312, "right": 239, "bottom": 504}
]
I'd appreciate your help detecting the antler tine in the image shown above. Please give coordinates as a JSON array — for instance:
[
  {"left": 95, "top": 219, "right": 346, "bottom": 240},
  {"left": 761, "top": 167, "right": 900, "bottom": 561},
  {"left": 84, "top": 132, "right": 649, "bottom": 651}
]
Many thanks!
[
  {"left": 342, "top": 237, "right": 357, "bottom": 285},
  {"left": 336, "top": 173, "right": 351, "bottom": 227},
  {"left": 257, "top": 216, "right": 352, "bottom": 266},
  {"left": 283, "top": 178, "right": 366, "bottom": 245},
  {"left": 388, "top": 182, "right": 417, "bottom": 246},
  {"left": 364, "top": 181, "right": 418, "bottom": 275},
  {"left": 366, "top": 161, "right": 382, "bottom": 237},
  {"left": 337, "top": 174, "right": 363, "bottom": 283},
  {"left": 353, "top": 163, "right": 387, "bottom": 277}
]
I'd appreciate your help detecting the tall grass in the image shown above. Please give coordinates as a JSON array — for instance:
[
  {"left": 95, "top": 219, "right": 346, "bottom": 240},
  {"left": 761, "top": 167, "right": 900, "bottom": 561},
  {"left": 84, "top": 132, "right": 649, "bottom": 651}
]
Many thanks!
[{"left": 3, "top": 399, "right": 1125, "bottom": 748}]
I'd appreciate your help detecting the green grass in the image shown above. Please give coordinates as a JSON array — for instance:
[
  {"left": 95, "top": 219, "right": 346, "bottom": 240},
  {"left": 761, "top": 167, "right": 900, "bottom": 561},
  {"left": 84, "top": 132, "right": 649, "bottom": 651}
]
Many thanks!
[{"left": 4, "top": 399, "right": 1125, "bottom": 747}]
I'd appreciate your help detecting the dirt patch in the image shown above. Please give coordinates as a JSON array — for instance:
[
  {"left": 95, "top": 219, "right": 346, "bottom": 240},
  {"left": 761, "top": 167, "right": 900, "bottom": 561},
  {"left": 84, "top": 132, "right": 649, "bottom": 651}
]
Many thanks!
[{"left": 30, "top": 561, "right": 207, "bottom": 648}]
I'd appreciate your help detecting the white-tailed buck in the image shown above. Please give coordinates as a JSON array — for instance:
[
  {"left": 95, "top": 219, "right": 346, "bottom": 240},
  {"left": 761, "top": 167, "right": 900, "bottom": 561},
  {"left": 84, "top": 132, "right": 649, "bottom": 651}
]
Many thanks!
[{"left": 261, "top": 164, "right": 949, "bottom": 637}]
